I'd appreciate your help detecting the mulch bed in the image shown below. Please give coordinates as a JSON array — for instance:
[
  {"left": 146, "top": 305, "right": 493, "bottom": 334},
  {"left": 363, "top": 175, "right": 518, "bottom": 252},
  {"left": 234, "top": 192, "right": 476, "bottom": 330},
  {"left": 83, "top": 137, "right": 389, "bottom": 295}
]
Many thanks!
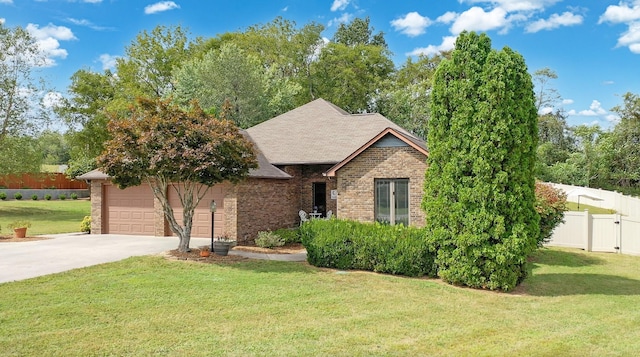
[{"left": 163, "top": 243, "right": 306, "bottom": 264}]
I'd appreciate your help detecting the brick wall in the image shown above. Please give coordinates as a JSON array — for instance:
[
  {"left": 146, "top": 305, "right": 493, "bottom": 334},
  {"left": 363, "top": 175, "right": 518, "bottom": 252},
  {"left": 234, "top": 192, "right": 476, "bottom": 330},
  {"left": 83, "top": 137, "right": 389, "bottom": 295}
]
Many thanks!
[
  {"left": 233, "top": 177, "right": 299, "bottom": 243},
  {"left": 336, "top": 146, "right": 427, "bottom": 226},
  {"left": 299, "top": 165, "right": 337, "bottom": 217}
]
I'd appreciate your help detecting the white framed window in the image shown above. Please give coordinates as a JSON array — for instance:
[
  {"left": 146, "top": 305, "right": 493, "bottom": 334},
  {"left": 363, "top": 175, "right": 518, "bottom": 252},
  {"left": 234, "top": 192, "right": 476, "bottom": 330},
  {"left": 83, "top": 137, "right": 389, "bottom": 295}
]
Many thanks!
[{"left": 375, "top": 179, "right": 409, "bottom": 225}]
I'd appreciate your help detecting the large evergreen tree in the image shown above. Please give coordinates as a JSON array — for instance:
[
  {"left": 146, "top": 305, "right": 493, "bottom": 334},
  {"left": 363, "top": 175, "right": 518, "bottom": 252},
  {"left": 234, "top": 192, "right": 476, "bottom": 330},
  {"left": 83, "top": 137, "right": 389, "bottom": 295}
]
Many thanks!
[{"left": 422, "top": 32, "right": 539, "bottom": 291}]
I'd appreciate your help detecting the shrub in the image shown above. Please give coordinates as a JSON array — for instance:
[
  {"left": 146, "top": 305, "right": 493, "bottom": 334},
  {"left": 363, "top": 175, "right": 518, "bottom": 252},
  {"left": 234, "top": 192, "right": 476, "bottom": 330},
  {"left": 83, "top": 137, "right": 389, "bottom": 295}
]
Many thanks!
[
  {"left": 301, "top": 219, "right": 437, "bottom": 277},
  {"left": 255, "top": 230, "right": 285, "bottom": 248},
  {"left": 535, "top": 182, "right": 567, "bottom": 247},
  {"left": 31, "top": 194, "right": 38, "bottom": 200},
  {"left": 58, "top": 194, "right": 67, "bottom": 200},
  {"left": 14, "top": 192, "right": 22, "bottom": 200},
  {"left": 8, "top": 220, "right": 31, "bottom": 229},
  {"left": 273, "top": 227, "right": 301, "bottom": 244},
  {"left": 80, "top": 216, "right": 91, "bottom": 233},
  {"left": 70, "top": 193, "right": 78, "bottom": 200},
  {"left": 44, "top": 194, "right": 52, "bottom": 201},
  {"left": 0, "top": 192, "right": 6, "bottom": 200}
]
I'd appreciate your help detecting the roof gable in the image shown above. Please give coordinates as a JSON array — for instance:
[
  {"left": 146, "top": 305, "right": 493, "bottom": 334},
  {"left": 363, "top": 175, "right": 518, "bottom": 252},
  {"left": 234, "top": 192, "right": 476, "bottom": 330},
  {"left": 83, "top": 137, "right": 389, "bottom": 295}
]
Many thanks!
[{"left": 325, "top": 127, "right": 428, "bottom": 177}]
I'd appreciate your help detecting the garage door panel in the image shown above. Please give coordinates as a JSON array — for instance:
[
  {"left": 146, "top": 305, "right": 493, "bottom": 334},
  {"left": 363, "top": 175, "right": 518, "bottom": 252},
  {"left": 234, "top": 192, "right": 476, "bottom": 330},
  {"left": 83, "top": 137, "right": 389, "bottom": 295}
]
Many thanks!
[
  {"left": 168, "top": 184, "right": 226, "bottom": 238},
  {"left": 105, "top": 185, "right": 155, "bottom": 236}
]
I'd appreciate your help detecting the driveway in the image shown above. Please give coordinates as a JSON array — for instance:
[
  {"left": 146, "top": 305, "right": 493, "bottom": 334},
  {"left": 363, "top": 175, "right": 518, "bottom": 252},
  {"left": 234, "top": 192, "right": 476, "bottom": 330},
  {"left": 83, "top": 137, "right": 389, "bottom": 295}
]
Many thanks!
[{"left": 0, "top": 233, "right": 212, "bottom": 284}]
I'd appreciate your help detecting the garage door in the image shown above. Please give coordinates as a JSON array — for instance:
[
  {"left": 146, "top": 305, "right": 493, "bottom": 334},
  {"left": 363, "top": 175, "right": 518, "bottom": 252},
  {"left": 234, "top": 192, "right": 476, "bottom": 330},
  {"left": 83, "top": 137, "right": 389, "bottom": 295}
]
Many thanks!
[
  {"left": 168, "top": 184, "right": 226, "bottom": 238},
  {"left": 104, "top": 184, "right": 155, "bottom": 235}
]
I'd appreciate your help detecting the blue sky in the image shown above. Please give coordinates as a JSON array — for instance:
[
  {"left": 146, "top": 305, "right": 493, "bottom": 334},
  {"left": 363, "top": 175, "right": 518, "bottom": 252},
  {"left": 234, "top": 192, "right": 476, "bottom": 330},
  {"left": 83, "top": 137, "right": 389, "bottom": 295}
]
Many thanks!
[{"left": 2, "top": 0, "right": 640, "bottom": 129}]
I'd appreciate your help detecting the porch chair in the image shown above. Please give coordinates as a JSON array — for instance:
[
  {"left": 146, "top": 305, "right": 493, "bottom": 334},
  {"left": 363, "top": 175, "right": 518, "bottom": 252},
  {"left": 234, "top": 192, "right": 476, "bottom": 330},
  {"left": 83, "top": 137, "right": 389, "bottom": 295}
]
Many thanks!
[
  {"left": 325, "top": 210, "right": 332, "bottom": 219},
  {"left": 299, "top": 210, "right": 309, "bottom": 225}
]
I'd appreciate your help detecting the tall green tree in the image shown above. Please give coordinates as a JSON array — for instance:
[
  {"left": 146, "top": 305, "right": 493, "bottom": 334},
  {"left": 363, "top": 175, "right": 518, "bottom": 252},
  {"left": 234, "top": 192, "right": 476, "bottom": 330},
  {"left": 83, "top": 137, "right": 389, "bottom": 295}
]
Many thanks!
[
  {"left": 0, "top": 23, "right": 48, "bottom": 174},
  {"left": 115, "top": 25, "right": 192, "bottom": 101},
  {"left": 98, "top": 98, "right": 257, "bottom": 252},
  {"left": 173, "top": 43, "right": 270, "bottom": 128},
  {"left": 605, "top": 92, "right": 640, "bottom": 187},
  {"left": 311, "top": 17, "right": 393, "bottom": 113},
  {"left": 376, "top": 53, "right": 448, "bottom": 139},
  {"left": 195, "top": 17, "right": 324, "bottom": 107},
  {"left": 422, "top": 31, "right": 539, "bottom": 291}
]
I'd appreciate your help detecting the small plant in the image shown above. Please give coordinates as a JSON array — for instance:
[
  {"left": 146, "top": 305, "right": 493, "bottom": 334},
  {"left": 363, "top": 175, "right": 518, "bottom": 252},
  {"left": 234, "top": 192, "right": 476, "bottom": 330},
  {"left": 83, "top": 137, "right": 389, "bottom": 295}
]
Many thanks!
[
  {"left": 8, "top": 220, "right": 32, "bottom": 229},
  {"left": 80, "top": 216, "right": 91, "bottom": 233},
  {"left": 44, "top": 194, "right": 52, "bottom": 200},
  {"left": 58, "top": 194, "right": 67, "bottom": 200},
  {"left": 0, "top": 192, "right": 6, "bottom": 200},
  {"left": 273, "top": 227, "right": 301, "bottom": 244},
  {"left": 255, "top": 230, "right": 285, "bottom": 248},
  {"left": 14, "top": 192, "right": 22, "bottom": 200},
  {"left": 70, "top": 193, "right": 78, "bottom": 200},
  {"left": 31, "top": 194, "right": 38, "bottom": 200}
]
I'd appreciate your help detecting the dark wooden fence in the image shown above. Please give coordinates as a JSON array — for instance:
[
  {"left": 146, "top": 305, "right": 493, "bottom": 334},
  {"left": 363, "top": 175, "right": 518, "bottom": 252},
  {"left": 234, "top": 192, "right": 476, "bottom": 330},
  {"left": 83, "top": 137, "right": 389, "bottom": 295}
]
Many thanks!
[{"left": 0, "top": 173, "right": 87, "bottom": 189}]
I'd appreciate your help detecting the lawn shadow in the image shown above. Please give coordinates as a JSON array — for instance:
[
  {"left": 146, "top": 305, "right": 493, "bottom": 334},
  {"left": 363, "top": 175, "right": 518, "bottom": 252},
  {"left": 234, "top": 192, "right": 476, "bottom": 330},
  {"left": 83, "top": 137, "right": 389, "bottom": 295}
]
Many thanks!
[
  {"left": 226, "top": 259, "right": 319, "bottom": 275},
  {"left": 530, "top": 248, "right": 605, "bottom": 267},
  {"left": 525, "top": 273, "right": 640, "bottom": 296}
]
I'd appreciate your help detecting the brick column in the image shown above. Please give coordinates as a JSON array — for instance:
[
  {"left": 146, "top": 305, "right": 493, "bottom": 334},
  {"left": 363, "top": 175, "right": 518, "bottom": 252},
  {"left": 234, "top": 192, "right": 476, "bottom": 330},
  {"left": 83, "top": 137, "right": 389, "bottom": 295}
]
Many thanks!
[{"left": 90, "top": 180, "right": 103, "bottom": 234}]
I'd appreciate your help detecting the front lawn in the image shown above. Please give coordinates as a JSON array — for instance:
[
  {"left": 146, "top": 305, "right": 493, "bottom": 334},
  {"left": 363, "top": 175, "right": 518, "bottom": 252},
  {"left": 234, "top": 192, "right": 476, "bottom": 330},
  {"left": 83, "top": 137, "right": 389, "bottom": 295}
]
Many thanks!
[
  {"left": 0, "top": 200, "right": 90, "bottom": 235},
  {"left": 1, "top": 247, "right": 639, "bottom": 355}
]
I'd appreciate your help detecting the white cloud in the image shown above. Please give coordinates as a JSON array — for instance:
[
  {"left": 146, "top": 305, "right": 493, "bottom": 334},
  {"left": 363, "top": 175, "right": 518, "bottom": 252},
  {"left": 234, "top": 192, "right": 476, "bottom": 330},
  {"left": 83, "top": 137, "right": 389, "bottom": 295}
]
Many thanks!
[
  {"left": 66, "top": 17, "right": 110, "bottom": 31},
  {"left": 450, "top": 6, "right": 509, "bottom": 34},
  {"left": 437, "top": 12, "right": 458, "bottom": 24},
  {"left": 144, "top": 1, "right": 180, "bottom": 15},
  {"left": 461, "top": 0, "right": 560, "bottom": 12},
  {"left": 562, "top": 98, "right": 574, "bottom": 105},
  {"left": 328, "top": 13, "right": 352, "bottom": 27},
  {"left": 26, "top": 23, "right": 76, "bottom": 67},
  {"left": 330, "top": 0, "right": 349, "bottom": 12},
  {"left": 526, "top": 12, "right": 583, "bottom": 33},
  {"left": 599, "top": 1, "right": 640, "bottom": 24},
  {"left": 407, "top": 36, "right": 457, "bottom": 57},
  {"left": 98, "top": 53, "right": 118, "bottom": 71},
  {"left": 569, "top": 100, "right": 608, "bottom": 116},
  {"left": 282, "top": 6, "right": 288, "bottom": 12},
  {"left": 0, "top": 18, "right": 5, "bottom": 24},
  {"left": 599, "top": 1, "right": 640, "bottom": 53},
  {"left": 539, "top": 106, "right": 554, "bottom": 115},
  {"left": 391, "top": 12, "right": 432, "bottom": 37},
  {"left": 42, "top": 91, "right": 63, "bottom": 109},
  {"left": 0, "top": 0, "right": 13, "bottom": 4},
  {"left": 617, "top": 21, "right": 640, "bottom": 53},
  {"left": 606, "top": 114, "right": 621, "bottom": 123},
  {"left": 83, "top": 0, "right": 102, "bottom": 3},
  {"left": 27, "top": 23, "right": 75, "bottom": 41}
]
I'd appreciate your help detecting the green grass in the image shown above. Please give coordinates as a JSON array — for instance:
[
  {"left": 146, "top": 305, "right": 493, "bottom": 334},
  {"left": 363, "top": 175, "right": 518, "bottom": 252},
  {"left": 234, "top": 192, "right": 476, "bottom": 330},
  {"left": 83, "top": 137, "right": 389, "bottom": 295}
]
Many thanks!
[
  {"left": 0, "top": 200, "right": 90, "bottom": 235},
  {"left": 1, "top": 247, "right": 639, "bottom": 356},
  {"left": 565, "top": 202, "right": 616, "bottom": 214}
]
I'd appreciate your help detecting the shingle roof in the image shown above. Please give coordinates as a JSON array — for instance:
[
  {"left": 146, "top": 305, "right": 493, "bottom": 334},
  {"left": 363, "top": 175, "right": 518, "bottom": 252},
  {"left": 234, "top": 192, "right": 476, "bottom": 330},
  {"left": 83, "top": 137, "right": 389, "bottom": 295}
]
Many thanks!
[
  {"left": 76, "top": 132, "right": 291, "bottom": 181},
  {"left": 245, "top": 98, "right": 415, "bottom": 165}
]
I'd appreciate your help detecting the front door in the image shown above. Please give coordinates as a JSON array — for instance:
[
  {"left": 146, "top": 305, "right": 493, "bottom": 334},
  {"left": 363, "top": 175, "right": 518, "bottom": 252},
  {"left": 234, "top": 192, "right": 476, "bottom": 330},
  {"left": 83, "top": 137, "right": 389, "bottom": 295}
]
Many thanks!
[{"left": 313, "top": 182, "right": 327, "bottom": 216}]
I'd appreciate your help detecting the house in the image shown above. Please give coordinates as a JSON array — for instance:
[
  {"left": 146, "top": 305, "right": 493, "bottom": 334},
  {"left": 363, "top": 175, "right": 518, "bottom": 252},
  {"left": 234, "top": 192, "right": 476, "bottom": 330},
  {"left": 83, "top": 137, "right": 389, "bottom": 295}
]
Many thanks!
[{"left": 78, "top": 99, "right": 428, "bottom": 243}]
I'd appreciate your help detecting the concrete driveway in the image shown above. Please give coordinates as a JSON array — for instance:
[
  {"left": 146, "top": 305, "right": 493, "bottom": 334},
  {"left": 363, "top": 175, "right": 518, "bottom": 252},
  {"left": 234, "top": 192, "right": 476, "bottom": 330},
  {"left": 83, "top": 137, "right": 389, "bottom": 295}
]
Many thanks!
[{"left": 0, "top": 233, "right": 211, "bottom": 284}]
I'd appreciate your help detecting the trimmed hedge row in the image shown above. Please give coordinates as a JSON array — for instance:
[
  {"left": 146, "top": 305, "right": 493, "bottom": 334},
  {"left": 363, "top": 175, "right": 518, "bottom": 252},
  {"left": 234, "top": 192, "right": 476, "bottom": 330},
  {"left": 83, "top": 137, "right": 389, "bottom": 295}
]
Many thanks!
[{"left": 300, "top": 219, "right": 437, "bottom": 278}]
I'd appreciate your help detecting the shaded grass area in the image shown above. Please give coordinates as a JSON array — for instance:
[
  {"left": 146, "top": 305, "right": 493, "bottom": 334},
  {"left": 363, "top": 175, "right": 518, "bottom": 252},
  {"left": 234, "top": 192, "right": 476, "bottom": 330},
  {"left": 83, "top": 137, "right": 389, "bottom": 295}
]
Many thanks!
[
  {"left": 1, "top": 248, "right": 640, "bottom": 356},
  {"left": 0, "top": 200, "right": 90, "bottom": 235},
  {"left": 565, "top": 202, "right": 616, "bottom": 214}
]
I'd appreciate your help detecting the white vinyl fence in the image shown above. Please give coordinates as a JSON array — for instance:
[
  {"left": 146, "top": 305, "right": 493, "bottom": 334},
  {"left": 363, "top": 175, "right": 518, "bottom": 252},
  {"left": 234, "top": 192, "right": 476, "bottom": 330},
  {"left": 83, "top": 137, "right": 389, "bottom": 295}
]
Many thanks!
[
  {"left": 550, "top": 183, "right": 640, "bottom": 217},
  {"left": 547, "top": 211, "right": 640, "bottom": 256}
]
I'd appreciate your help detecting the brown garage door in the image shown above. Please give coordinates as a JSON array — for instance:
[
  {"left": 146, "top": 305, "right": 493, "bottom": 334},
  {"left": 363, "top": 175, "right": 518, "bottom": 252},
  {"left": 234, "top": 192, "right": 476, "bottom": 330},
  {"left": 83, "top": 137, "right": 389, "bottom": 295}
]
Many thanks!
[
  {"left": 168, "top": 184, "right": 226, "bottom": 238},
  {"left": 104, "top": 184, "right": 155, "bottom": 235}
]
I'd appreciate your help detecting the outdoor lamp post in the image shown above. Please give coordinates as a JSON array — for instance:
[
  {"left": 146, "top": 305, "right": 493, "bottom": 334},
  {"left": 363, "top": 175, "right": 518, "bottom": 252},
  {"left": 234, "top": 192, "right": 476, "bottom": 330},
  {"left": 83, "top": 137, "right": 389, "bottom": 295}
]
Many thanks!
[{"left": 210, "top": 200, "right": 216, "bottom": 253}]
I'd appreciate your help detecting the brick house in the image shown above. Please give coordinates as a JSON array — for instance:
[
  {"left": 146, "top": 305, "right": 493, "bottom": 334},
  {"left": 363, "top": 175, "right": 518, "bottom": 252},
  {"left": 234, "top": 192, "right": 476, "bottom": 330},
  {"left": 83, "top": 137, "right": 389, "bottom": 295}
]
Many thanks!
[{"left": 79, "top": 99, "right": 428, "bottom": 243}]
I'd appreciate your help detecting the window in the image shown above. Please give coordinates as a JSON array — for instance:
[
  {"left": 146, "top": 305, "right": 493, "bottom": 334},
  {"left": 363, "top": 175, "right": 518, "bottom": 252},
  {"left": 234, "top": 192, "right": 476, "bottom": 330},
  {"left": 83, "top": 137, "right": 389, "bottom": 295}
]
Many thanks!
[{"left": 375, "top": 179, "right": 409, "bottom": 225}]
